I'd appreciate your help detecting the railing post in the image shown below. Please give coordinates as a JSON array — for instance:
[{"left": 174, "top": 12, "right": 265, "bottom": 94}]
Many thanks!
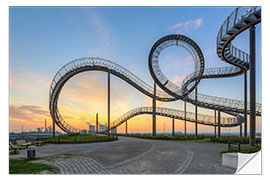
[
  {"left": 226, "top": 17, "right": 229, "bottom": 32},
  {"left": 108, "top": 73, "right": 111, "bottom": 136},
  {"left": 152, "top": 83, "right": 156, "bottom": 136},
  {"left": 234, "top": 8, "right": 238, "bottom": 27},
  {"left": 249, "top": 25, "right": 256, "bottom": 146}
]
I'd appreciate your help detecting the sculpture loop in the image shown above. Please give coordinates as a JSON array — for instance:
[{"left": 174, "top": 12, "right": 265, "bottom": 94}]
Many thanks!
[{"left": 49, "top": 7, "right": 261, "bottom": 133}]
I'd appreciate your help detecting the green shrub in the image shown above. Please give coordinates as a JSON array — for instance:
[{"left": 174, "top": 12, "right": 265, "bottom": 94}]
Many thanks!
[
  {"left": 44, "top": 134, "right": 118, "bottom": 144},
  {"left": 220, "top": 143, "right": 261, "bottom": 154},
  {"left": 212, "top": 136, "right": 261, "bottom": 144},
  {"left": 9, "top": 158, "right": 58, "bottom": 174}
]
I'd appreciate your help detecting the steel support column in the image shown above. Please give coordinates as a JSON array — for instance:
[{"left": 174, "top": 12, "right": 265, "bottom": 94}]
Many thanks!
[
  {"left": 126, "top": 121, "right": 128, "bottom": 135},
  {"left": 96, "top": 113, "right": 98, "bottom": 134},
  {"left": 184, "top": 99, "right": 187, "bottom": 136},
  {"left": 152, "top": 83, "right": 156, "bottom": 136},
  {"left": 244, "top": 71, "right": 248, "bottom": 137},
  {"left": 240, "top": 124, "right": 242, "bottom": 137},
  {"left": 108, "top": 73, "right": 111, "bottom": 136},
  {"left": 195, "top": 87, "right": 198, "bottom": 137},
  {"left": 172, "top": 117, "right": 175, "bottom": 136},
  {"left": 214, "top": 110, "right": 216, "bottom": 137},
  {"left": 218, "top": 110, "right": 221, "bottom": 137},
  {"left": 53, "top": 118, "right": 55, "bottom": 137},
  {"left": 249, "top": 25, "right": 256, "bottom": 146}
]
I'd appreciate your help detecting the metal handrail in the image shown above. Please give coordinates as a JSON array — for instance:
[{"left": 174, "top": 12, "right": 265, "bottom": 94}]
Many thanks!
[{"left": 49, "top": 6, "right": 261, "bottom": 133}]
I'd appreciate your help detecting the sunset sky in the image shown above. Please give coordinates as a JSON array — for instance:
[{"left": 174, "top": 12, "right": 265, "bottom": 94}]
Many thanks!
[{"left": 9, "top": 6, "right": 262, "bottom": 134}]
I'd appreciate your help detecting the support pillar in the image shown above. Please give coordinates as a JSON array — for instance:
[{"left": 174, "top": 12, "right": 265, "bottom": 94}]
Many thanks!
[
  {"left": 249, "top": 25, "right": 256, "bottom": 146},
  {"left": 195, "top": 87, "right": 198, "bottom": 137},
  {"left": 218, "top": 109, "right": 221, "bottom": 137},
  {"left": 126, "top": 121, "right": 128, "bottom": 135},
  {"left": 214, "top": 110, "right": 216, "bottom": 137},
  {"left": 244, "top": 71, "right": 248, "bottom": 137},
  {"left": 108, "top": 73, "right": 110, "bottom": 136},
  {"left": 184, "top": 99, "right": 187, "bottom": 136},
  {"left": 53, "top": 118, "right": 55, "bottom": 137},
  {"left": 172, "top": 117, "right": 175, "bottom": 136},
  {"left": 96, "top": 113, "right": 99, "bottom": 134},
  {"left": 152, "top": 83, "right": 156, "bottom": 136},
  {"left": 240, "top": 124, "right": 242, "bottom": 137}
]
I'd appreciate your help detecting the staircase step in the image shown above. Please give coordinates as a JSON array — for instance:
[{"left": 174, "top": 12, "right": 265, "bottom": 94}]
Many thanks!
[
  {"left": 245, "top": 14, "right": 258, "bottom": 22},
  {"left": 254, "top": 9, "right": 261, "bottom": 18},
  {"left": 227, "top": 27, "right": 238, "bottom": 34}
]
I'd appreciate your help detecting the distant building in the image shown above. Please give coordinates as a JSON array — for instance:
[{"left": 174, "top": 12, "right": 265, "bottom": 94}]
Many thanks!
[
  {"left": 47, "top": 125, "right": 52, "bottom": 132},
  {"left": 9, "top": 132, "right": 18, "bottom": 139},
  {"left": 80, "top": 129, "right": 87, "bottom": 134},
  {"left": 9, "top": 131, "right": 62, "bottom": 143},
  {"left": 111, "top": 128, "right": 117, "bottom": 134},
  {"left": 99, "top": 125, "right": 107, "bottom": 132},
  {"left": 88, "top": 125, "right": 95, "bottom": 134}
]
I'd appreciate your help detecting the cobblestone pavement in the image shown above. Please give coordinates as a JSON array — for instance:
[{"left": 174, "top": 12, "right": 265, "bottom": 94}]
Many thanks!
[
  {"left": 10, "top": 136, "right": 235, "bottom": 174},
  {"left": 36, "top": 156, "right": 110, "bottom": 174}
]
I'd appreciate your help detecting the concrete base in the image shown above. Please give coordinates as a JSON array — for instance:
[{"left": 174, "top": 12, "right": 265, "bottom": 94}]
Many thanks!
[{"left": 222, "top": 153, "right": 238, "bottom": 169}]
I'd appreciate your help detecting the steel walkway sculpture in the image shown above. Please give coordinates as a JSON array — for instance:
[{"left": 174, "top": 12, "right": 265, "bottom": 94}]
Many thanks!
[{"left": 49, "top": 6, "right": 261, "bottom": 134}]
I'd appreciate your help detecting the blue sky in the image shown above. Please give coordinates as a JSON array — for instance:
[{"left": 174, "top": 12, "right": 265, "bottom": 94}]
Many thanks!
[{"left": 9, "top": 7, "right": 261, "bottom": 133}]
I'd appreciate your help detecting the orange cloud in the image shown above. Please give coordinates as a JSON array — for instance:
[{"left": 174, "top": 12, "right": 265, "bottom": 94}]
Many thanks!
[{"left": 9, "top": 104, "right": 53, "bottom": 132}]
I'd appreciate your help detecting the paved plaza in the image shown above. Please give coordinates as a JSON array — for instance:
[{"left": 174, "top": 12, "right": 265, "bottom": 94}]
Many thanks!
[{"left": 10, "top": 136, "right": 235, "bottom": 174}]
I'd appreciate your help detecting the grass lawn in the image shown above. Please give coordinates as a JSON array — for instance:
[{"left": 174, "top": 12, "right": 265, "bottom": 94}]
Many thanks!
[
  {"left": 43, "top": 134, "right": 118, "bottom": 144},
  {"left": 9, "top": 151, "right": 19, "bottom": 155},
  {"left": 9, "top": 158, "right": 59, "bottom": 174}
]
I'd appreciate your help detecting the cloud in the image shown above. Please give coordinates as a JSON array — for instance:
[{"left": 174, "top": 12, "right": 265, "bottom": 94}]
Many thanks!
[
  {"left": 10, "top": 104, "right": 49, "bottom": 120},
  {"left": 88, "top": 12, "right": 112, "bottom": 45},
  {"left": 83, "top": 10, "right": 117, "bottom": 58},
  {"left": 9, "top": 102, "right": 93, "bottom": 132},
  {"left": 10, "top": 67, "right": 51, "bottom": 94},
  {"left": 171, "top": 75, "right": 185, "bottom": 85},
  {"left": 160, "top": 53, "right": 194, "bottom": 86},
  {"left": 163, "top": 55, "right": 194, "bottom": 72},
  {"left": 169, "top": 18, "right": 203, "bottom": 33},
  {"left": 59, "top": 71, "right": 135, "bottom": 111},
  {"left": 9, "top": 104, "right": 51, "bottom": 132},
  {"left": 9, "top": 66, "right": 52, "bottom": 108},
  {"left": 204, "top": 48, "right": 216, "bottom": 57}
]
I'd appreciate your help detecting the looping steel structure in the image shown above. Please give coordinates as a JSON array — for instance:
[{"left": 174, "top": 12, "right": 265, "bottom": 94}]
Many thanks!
[
  {"left": 49, "top": 6, "right": 261, "bottom": 134},
  {"left": 148, "top": 34, "right": 205, "bottom": 97}
]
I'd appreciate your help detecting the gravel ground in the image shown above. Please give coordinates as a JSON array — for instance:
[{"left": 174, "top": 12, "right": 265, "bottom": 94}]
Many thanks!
[{"left": 9, "top": 136, "right": 235, "bottom": 174}]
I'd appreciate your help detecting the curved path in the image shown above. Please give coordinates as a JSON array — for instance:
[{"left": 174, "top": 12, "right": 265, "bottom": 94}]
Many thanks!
[
  {"left": 49, "top": 6, "right": 261, "bottom": 133},
  {"left": 10, "top": 137, "right": 235, "bottom": 174}
]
